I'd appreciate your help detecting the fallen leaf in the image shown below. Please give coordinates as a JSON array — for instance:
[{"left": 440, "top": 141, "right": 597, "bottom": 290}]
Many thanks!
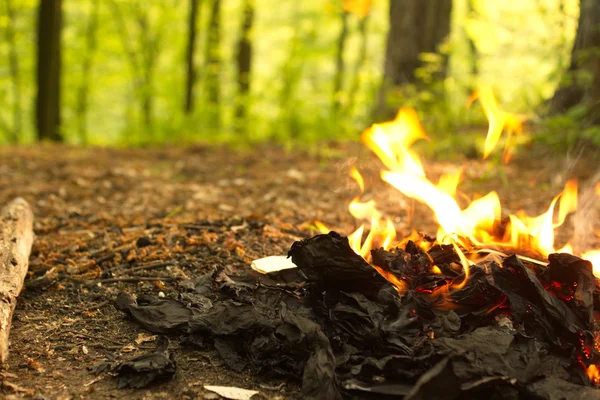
[
  {"left": 250, "top": 255, "right": 297, "bottom": 274},
  {"left": 204, "top": 385, "right": 259, "bottom": 400}
]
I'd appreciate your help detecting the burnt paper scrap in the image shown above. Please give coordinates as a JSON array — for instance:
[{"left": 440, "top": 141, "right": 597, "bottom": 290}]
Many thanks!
[{"left": 114, "top": 336, "right": 176, "bottom": 389}]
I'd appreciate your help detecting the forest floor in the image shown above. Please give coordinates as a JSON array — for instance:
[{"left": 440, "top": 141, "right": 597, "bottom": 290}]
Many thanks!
[{"left": 0, "top": 142, "right": 599, "bottom": 399}]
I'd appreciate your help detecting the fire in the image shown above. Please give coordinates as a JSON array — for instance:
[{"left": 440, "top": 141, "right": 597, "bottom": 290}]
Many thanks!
[
  {"left": 468, "top": 87, "right": 528, "bottom": 163},
  {"left": 330, "top": 106, "right": 599, "bottom": 286},
  {"left": 588, "top": 364, "right": 600, "bottom": 386}
]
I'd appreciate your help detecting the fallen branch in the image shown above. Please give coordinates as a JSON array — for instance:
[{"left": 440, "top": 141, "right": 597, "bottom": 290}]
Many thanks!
[{"left": 0, "top": 198, "right": 34, "bottom": 363}]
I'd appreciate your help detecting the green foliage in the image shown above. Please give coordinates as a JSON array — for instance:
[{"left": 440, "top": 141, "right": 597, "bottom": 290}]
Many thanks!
[
  {"left": 0, "top": 0, "right": 586, "bottom": 148},
  {"left": 540, "top": 104, "right": 600, "bottom": 150}
]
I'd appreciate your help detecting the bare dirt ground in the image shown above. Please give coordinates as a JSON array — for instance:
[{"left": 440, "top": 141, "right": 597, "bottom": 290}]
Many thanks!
[{"left": 0, "top": 142, "right": 599, "bottom": 399}]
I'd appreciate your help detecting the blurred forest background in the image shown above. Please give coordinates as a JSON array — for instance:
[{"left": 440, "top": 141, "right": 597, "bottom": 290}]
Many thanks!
[{"left": 0, "top": 0, "right": 599, "bottom": 149}]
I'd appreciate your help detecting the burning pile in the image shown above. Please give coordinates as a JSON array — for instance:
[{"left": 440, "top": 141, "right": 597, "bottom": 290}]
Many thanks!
[{"left": 114, "top": 98, "right": 600, "bottom": 398}]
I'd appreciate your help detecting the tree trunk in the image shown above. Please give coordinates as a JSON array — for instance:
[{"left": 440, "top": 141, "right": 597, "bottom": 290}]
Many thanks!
[
  {"left": 5, "top": 0, "right": 22, "bottom": 143},
  {"left": 35, "top": 0, "right": 62, "bottom": 142},
  {"left": 466, "top": 0, "right": 478, "bottom": 79},
  {"left": 549, "top": 0, "right": 600, "bottom": 119},
  {"left": 205, "top": 0, "right": 222, "bottom": 127},
  {"left": 332, "top": 11, "right": 349, "bottom": 114},
  {"left": 346, "top": 13, "right": 370, "bottom": 117},
  {"left": 235, "top": 0, "right": 254, "bottom": 123},
  {"left": 184, "top": 0, "right": 200, "bottom": 114},
  {"left": 76, "top": 0, "right": 99, "bottom": 144},
  {"left": 376, "top": 0, "right": 452, "bottom": 116},
  {"left": 137, "top": 12, "right": 154, "bottom": 128}
]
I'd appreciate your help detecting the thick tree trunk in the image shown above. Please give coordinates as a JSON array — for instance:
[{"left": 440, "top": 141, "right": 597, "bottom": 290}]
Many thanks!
[
  {"left": 184, "top": 0, "right": 200, "bottom": 114},
  {"left": 376, "top": 0, "right": 452, "bottom": 116},
  {"left": 0, "top": 198, "right": 34, "bottom": 364},
  {"left": 205, "top": 0, "right": 222, "bottom": 127},
  {"left": 35, "top": 0, "right": 62, "bottom": 142},
  {"left": 76, "top": 0, "right": 99, "bottom": 144},
  {"left": 549, "top": 0, "right": 600, "bottom": 119},
  {"left": 5, "top": 0, "right": 22, "bottom": 143},
  {"left": 235, "top": 0, "right": 254, "bottom": 123}
]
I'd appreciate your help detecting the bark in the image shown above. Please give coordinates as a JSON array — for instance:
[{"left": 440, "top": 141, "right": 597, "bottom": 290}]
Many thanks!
[
  {"left": 36, "top": 0, "right": 62, "bottom": 142},
  {"left": 76, "top": 0, "right": 99, "bottom": 144},
  {"left": 205, "top": 0, "right": 222, "bottom": 127},
  {"left": 332, "top": 11, "right": 349, "bottom": 114},
  {"left": 5, "top": 0, "right": 22, "bottom": 143},
  {"left": 0, "top": 198, "right": 34, "bottom": 364},
  {"left": 235, "top": 0, "right": 254, "bottom": 123},
  {"left": 184, "top": 0, "right": 200, "bottom": 114},
  {"left": 376, "top": 0, "right": 452, "bottom": 116},
  {"left": 549, "top": 0, "right": 600, "bottom": 119}
]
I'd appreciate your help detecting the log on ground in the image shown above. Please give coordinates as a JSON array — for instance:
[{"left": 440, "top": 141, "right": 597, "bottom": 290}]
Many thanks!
[{"left": 0, "top": 198, "right": 34, "bottom": 363}]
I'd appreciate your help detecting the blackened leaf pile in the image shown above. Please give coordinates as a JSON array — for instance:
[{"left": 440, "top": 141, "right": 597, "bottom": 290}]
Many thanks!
[{"left": 114, "top": 232, "right": 600, "bottom": 399}]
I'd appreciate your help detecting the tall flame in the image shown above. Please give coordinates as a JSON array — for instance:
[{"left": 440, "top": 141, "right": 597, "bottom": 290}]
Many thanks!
[{"left": 333, "top": 106, "right": 597, "bottom": 284}]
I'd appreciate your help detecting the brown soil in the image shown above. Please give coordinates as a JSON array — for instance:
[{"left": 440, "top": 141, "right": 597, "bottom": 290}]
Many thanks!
[{"left": 0, "top": 143, "right": 598, "bottom": 399}]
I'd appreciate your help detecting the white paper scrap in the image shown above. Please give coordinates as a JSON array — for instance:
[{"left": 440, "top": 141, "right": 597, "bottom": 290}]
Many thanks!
[
  {"left": 204, "top": 385, "right": 259, "bottom": 400},
  {"left": 250, "top": 255, "right": 297, "bottom": 274}
]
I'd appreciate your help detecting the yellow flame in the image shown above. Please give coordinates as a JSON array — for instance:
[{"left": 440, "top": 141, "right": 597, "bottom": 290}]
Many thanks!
[
  {"left": 451, "top": 241, "right": 471, "bottom": 290},
  {"left": 583, "top": 250, "right": 600, "bottom": 278},
  {"left": 348, "top": 106, "right": 599, "bottom": 280},
  {"left": 361, "top": 108, "right": 428, "bottom": 175},
  {"left": 470, "top": 87, "right": 527, "bottom": 162},
  {"left": 349, "top": 166, "right": 365, "bottom": 193},
  {"left": 328, "top": 104, "right": 598, "bottom": 289},
  {"left": 313, "top": 220, "right": 330, "bottom": 234}
]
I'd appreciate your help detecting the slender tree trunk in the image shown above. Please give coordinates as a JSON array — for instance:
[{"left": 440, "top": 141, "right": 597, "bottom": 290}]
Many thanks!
[
  {"left": 346, "top": 13, "right": 370, "bottom": 116},
  {"left": 137, "top": 12, "right": 154, "bottom": 128},
  {"left": 5, "top": 0, "right": 21, "bottom": 143},
  {"left": 36, "top": 0, "right": 62, "bottom": 142},
  {"left": 332, "top": 11, "right": 349, "bottom": 114},
  {"left": 205, "top": 0, "right": 222, "bottom": 127},
  {"left": 76, "top": 0, "right": 99, "bottom": 144},
  {"left": 549, "top": 0, "right": 600, "bottom": 120},
  {"left": 184, "top": 0, "right": 200, "bottom": 114},
  {"left": 466, "top": 0, "right": 478, "bottom": 79},
  {"left": 376, "top": 0, "right": 452, "bottom": 117},
  {"left": 235, "top": 0, "right": 254, "bottom": 124}
]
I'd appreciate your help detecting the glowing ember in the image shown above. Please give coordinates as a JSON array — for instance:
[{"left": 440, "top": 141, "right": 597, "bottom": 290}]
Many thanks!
[{"left": 588, "top": 364, "right": 600, "bottom": 386}]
